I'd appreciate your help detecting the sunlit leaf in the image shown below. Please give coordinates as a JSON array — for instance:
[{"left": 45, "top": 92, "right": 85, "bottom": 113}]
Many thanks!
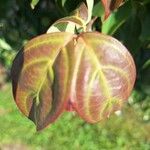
[
  {"left": 30, "top": 0, "right": 39, "bottom": 9},
  {"left": 0, "top": 38, "right": 12, "bottom": 51},
  {"left": 11, "top": 32, "right": 74, "bottom": 130},
  {"left": 72, "top": 2, "right": 88, "bottom": 23},
  {"left": 92, "top": 1, "right": 104, "bottom": 17},
  {"left": 86, "top": 0, "right": 94, "bottom": 23},
  {"left": 47, "top": 16, "right": 86, "bottom": 33},
  {"left": 68, "top": 32, "right": 136, "bottom": 123}
]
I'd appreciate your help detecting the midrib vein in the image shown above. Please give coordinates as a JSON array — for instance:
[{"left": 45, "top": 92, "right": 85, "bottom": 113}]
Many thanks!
[
  {"left": 82, "top": 39, "right": 111, "bottom": 99},
  {"left": 70, "top": 42, "right": 85, "bottom": 101},
  {"left": 25, "top": 47, "right": 62, "bottom": 116}
]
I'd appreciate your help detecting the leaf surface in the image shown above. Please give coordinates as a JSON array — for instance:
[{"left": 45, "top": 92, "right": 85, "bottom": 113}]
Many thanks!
[
  {"left": 47, "top": 16, "right": 86, "bottom": 33},
  {"left": 11, "top": 32, "right": 74, "bottom": 130},
  {"left": 31, "top": 0, "right": 39, "bottom": 9},
  {"left": 68, "top": 32, "right": 136, "bottom": 122},
  {"left": 86, "top": 0, "right": 94, "bottom": 23}
]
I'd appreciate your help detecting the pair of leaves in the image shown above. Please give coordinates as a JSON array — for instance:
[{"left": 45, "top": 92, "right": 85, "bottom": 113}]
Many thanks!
[{"left": 12, "top": 32, "right": 136, "bottom": 130}]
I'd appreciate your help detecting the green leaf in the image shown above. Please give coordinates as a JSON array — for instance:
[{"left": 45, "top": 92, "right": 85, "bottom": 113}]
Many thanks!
[
  {"left": 102, "top": 1, "right": 132, "bottom": 35},
  {"left": 142, "top": 59, "right": 150, "bottom": 69},
  {"left": 140, "top": 12, "right": 150, "bottom": 41},
  {"left": 30, "top": 0, "right": 40, "bottom": 9},
  {"left": 55, "top": 0, "right": 82, "bottom": 15},
  {"left": 0, "top": 38, "right": 12, "bottom": 51},
  {"left": 92, "top": 1, "right": 104, "bottom": 17},
  {"left": 114, "top": 12, "right": 142, "bottom": 54}
]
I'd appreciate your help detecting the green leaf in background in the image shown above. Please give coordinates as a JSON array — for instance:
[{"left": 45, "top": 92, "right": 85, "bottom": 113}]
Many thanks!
[
  {"left": 102, "top": 1, "right": 132, "bottom": 35},
  {"left": 30, "top": 0, "right": 40, "bottom": 9},
  {"left": 141, "top": 61, "right": 150, "bottom": 96},
  {"left": 55, "top": 0, "right": 68, "bottom": 14},
  {"left": 115, "top": 13, "right": 142, "bottom": 54},
  {"left": 142, "top": 59, "right": 150, "bottom": 69},
  {"left": 92, "top": 1, "right": 104, "bottom": 17},
  {"left": 140, "top": 12, "right": 150, "bottom": 41},
  {"left": 0, "top": 38, "right": 15, "bottom": 68},
  {"left": 55, "top": 0, "right": 82, "bottom": 15},
  {"left": 0, "top": 38, "right": 12, "bottom": 51}
]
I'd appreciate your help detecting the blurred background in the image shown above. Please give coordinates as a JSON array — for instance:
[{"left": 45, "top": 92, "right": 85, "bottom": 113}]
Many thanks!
[{"left": 0, "top": 0, "right": 150, "bottom": 149}]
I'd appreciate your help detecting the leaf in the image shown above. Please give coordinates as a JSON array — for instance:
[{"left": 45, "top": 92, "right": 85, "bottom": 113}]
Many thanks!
[
  {"left": 140, "top": 12, "right": 150, "bottom": 41},
  {"left": 72, "top": 2, "right": 88, "bottom": 23},
  {"left": 55, "top": 0, "right": 84, "bottom": 15},
  {"left": 102, "top": 1, "right": 132, "bottom": 35},
  {"left": 30, "top": 0, "right": 39, "bottom": 9},
  {"left": 47, "top": 3, "right": 89, "bottom": 34},
  {"left": 142, "top": 59, "right": 150, "bottom": 69},
  {"left": 115, "top": 14, "right": 142, "bottom": 53},
  {"left": 92, "top": 1, "right": 104, "bottom": 17},
  {"left": 47, "top": 22, "right": 69, "bottom": 33},
  {"left": 68, "top": 32, "right": 136, "bottom": 123},
  {"left": 11, "top": 32, "right": 74, "bottom": 130},
  {"left": 0, "top": 38, "right": 12, "bottom": 51},
  {"left": 47, "top": 16, "right": 86, "bottom": 33},
  {"left": 86, "top": 0, "right": 94, "bottom": 23},
  {"left": 101, "top": 0, "right": 124, "bottom": 19}
]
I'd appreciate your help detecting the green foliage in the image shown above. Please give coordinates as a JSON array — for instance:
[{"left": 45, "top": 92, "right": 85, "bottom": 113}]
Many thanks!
[
  {"left": 0, "top": 38, "right": 15, "bottom": 69},
  {"left": 31, "top": 0, "right": 40, "bottom": 9},
  {"left": 0, "top": 86, "right": 150, "bottom": 149},
  {"left": 101, "top": 1, "right": 132, "bottom": 35}
]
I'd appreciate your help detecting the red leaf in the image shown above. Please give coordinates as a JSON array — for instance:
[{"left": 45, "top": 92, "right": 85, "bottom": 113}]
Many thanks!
[
  {"left": 67, "top": 32, "right": 136, "bottom": 123},
  {"left": 11, "top": 32, "right": 74, "bottom": 130}
]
